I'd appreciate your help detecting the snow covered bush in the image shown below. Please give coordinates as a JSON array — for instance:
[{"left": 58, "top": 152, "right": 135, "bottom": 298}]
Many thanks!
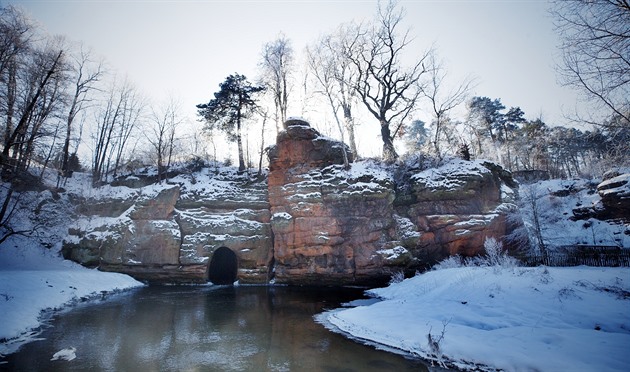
[
  {"left": 482, "top": 237, "right": 520, "bottom": 271},
  {"left": 483, "top": 237, "right": 516, "bottom": 266},
  {"left": 431, "top": 255, "right": 464, "bottom": 270},
  {"left": 389, "top": 270, "right": 405, "bottom": 285},
  {"left": 431, "top": 238, "right": 520, "bottom": 271}
]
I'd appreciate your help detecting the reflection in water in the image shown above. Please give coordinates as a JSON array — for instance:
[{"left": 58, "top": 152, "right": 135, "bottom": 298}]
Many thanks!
[{"left": 2, "top": 286, "right": 427, "bottom": 371}]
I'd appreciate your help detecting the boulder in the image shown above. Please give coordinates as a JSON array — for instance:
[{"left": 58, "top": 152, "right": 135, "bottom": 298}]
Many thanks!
[
  {"left": 597, "top": 171, "right": 630, "bottom": 222},
  {"left": 129, "top": 186, "right": 179, "bottom": 220}
]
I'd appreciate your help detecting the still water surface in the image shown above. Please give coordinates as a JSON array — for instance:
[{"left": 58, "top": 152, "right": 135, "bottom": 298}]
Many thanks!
[{"left": 3, "top": 286, "right": 428, "bottom": 371}]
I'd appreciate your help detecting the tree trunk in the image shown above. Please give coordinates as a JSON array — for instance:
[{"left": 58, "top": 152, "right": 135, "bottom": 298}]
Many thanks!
[
  {"left": 4, "top": 61, "right": 16, "bottom": 149},
  {"left": 0, "top": 187, "right": 14, "bottom": 226},
  {"left": 60, "top": 92, "right": 79, "bottom": 180},
  {"left": 257, "top": 111, "right": 268, "bottom": 176},
  {"left": 342, "top": 105, "right": 358, "bottom": 159},
  {"left": 380, "top": 119, "right": 397, "bottom": 162},
  {"left": 433, "top": 116, "right": 443, "bottom": 160},
  {"left": 236, "top": 107, "right": 245, "bottom": 172}
]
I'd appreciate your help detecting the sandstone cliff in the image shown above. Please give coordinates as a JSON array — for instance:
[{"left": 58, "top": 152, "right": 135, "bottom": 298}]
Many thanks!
[
  {"left": 63, "top": 119, "right": 522, "bottom": 286},
  {"left": 63, "top": 169, "right": 272, "bottom": 284},
  {"left": 267, "top": 119, "right": 520, "bottom": 286}
]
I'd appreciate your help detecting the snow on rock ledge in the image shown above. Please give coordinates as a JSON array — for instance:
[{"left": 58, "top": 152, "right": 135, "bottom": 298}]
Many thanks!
[
  {"left": 63, "top": 168, "right": 273, "bottom": 284},
  {"left": 267, "top": 119, "right": 522, "bottom": 286},
  {"left": 63, "top": 119, "right": 523, "bottom": 286}
]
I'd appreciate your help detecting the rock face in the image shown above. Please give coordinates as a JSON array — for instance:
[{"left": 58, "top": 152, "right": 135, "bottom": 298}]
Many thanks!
[
  {"left": 394, "top": 160, "right": 520, "bottom": 263},
  {"left": 268, "top": 119, "right": 395, "bottom": 285},
  {"left": 63, "top": 119, "right": 521, "bottom": 285},
  {"left": 596, "top": 170, "right": 630, "bottom": 223},
  {"left": 63, "top": 170, "right": 272, "bottom": 284},
  {"left": 570, "top": 169, "right": 630, "bottom": 223},
  {"left": 266, "top": 119, "right": 519, "bottom": 286}
]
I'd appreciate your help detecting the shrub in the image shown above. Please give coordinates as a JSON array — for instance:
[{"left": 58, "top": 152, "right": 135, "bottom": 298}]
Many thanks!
[
  {"left": 432, "top": 238, "right": 520, "bottom": 270},
  {"left": 389, "top": 270, "right": 405, "bottom": 285}
]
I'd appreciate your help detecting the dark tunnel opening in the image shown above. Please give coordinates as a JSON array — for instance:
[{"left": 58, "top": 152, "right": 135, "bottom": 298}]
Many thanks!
[{"left": 208, "top": 247, "right": 238, "bottom": 285}]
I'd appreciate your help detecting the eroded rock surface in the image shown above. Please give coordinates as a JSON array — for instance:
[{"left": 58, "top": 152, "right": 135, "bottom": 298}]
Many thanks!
[
  {"left": 63, "top": 119, "right": 522, "bottom": 285},
  {"left": 394, "top": 159, "right": 520, "bottom": 264},
  {"left": 63, "top": 170, "right": 272, "bottom": 284},
  {"left": 267, "top": 120, "right": 520, "bottom": 286}
]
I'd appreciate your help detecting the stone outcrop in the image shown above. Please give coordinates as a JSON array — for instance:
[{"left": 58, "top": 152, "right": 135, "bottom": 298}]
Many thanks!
[
  {"left": 572, "top": 169, "right": 630, "bottom": 223},
  {"left": 63, "top": 170, "right": 273, "bottom": 284},
  {"left": 63, "top": 119, "right": 521, "bottom": 286},
  {"left": 268, "top": 121, "right": 394, "bottom": 285},
  {"left": 597, "top": 170, "right": 630, "bottom": 223},
  {"left": 266, "top": 119, "right": 519, "bottom": 286},
  {"left": 394, "top": 159, "right": 520, "bottom": 263}
]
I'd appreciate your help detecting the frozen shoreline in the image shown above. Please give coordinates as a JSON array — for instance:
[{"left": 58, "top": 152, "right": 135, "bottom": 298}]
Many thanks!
[
  {"left": 319, "top": 266, "right": 630, "bottom": 371},
  {"left": 0, "top": 242, "right": 143, "bottom": 358}
]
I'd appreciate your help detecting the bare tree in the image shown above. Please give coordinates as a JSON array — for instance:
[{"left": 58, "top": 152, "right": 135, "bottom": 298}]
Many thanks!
[
  {"left": 110, "top": 82, "right": 144, "bottom": 178},
  {"left": 148, "top": 97, "right": 182, "bottom": 183},
  {"left": 255, "top": 106, "right": 269, "bottom": 176},
  {"left": 346, "top": 1, "right": 431, "bottom": 161},
  {"left": 521, "top": 184, "right": 547, "bottom": 259},
  {"left": 58, "top": 44, "right": 103, "bottom": 185},
  {"left": 0, "top": 6, "right": 66, "bottom": 242},
  {"left": 0, "top": 184, "right": 33, "bottom": 245},
  {"left": 259, "top": 34, "right": 293, "bottom": 132},
  {"left": 91, "top": 78, "right": 143, "bottom": 186},
  {"left": 552, "top": 0, "right": 630, "bottom": 125},
  {"left": 306, "top": 41, "right": 350, "bottom": 169},
  {"left": 2, "top": 45, "right": 64, "bottom": 173},
  {"left": 0, "top": 5, "right": 35, "bottom": 149},
  {"left": 422, "top": 53, "right": 475, "bottom": 159},
  {"left": 307, "top": 24, "right": 360, "bottom": 161}
]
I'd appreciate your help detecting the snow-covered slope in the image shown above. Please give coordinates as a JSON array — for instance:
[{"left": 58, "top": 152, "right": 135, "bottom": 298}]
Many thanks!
[
  {"left": 0, "top": 238, "right": 142, "bottom": 357},
  {"left": 0, "top": 170, "right": 146, "bottom": 359},
  {"left": 519, "top": 178, "right": 629, "bottom": 249},
  {"left": 320, "top": 264, "right": 630, "bottom": 371}
]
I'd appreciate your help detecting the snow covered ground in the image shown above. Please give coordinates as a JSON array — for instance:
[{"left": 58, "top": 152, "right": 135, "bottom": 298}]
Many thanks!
[
  {"left": 319, "top": 264, "right": 630, "bottom": 371},
  {"left": 2, "top": 163, "right": 628, "bottom": 369},
  {"left": 519, "top": 178, "right": 629, "bottom": 249},
  {"left": 0, "top": 237, "right": 143, "bottom": 358}
]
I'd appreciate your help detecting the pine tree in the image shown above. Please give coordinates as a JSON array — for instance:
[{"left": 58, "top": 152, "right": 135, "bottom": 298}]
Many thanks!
[
  {"left": 404, "top": 119, "right": 428, "bottom": 153},
  {"left": 197, "top": 74, "right": 264, "bottom": 172},
  {"left": 458, "top": 143, "right": 471, "bottom": 161}
]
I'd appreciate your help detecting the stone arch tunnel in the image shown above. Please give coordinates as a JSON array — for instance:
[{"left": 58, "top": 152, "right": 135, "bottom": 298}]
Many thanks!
[{"left": 207, "top": 247, "right": 238, "bottom": 285}]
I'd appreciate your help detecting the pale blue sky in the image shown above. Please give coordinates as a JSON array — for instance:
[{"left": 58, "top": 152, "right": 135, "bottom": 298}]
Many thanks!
[{"left": 9, "top": 0, "right": 581, "bottom": 131}]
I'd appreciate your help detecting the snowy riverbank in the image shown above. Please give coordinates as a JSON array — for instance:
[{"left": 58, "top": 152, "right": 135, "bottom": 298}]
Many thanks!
[
  {"left": 0, "top": 238, "right": 143, "bottom": 358},
  {"left": 319, "top": 265, "right": 630, "bottom": 371}
]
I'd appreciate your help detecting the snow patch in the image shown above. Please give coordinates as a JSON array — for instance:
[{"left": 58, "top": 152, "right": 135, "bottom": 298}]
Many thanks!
[
  {"left": 322, "top": 266, "right": 630, "bottom": 371},
  {"left": 376, "top": 246, "right": 408, "bottom": 260},
  {"left": 272, "top": 212, "right": 293, "bottom": 220}
]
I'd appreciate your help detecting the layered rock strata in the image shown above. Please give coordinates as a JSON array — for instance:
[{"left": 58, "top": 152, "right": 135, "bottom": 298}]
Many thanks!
[
  {"left": 268, "top": 126, "right": 394, "bottom": 284},
  {"left": 63, "top": 170, "right": 272, "bottom": 284},
  {"left": 63, "top": 119, "right": 521, "bottom": 285},
  {"left": 267, "top": 119, "right": 520, "bottom": 286}
]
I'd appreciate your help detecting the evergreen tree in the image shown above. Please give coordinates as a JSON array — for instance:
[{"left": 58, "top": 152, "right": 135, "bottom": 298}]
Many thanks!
[
  {"left": 404, "top": 119, "right": 428, "bottom": 153},
  {"left": 197, "top": 74, "right": 264, "bottom": 172},
  {"left": 458, "top": 143, "right": 471, "bottom": 161},
  {"left": 467, "top": 97, "right": 506, "bottom": 143},
  {"left": 501, "top": 106, "right": 526, "bottom": 170}
]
